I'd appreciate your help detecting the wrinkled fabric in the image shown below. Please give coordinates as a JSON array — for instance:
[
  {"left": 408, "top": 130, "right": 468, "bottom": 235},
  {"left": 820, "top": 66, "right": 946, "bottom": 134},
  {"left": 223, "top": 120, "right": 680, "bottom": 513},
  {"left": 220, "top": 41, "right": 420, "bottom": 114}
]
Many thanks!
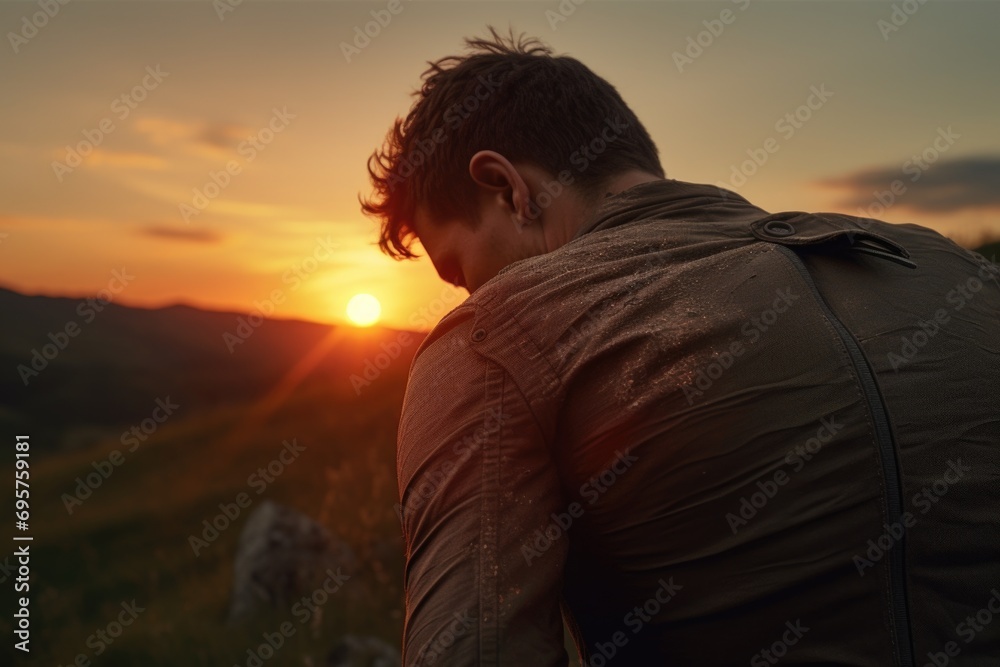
[{"left": 395, "top": 179, "right": 1000, "bottom": 666}]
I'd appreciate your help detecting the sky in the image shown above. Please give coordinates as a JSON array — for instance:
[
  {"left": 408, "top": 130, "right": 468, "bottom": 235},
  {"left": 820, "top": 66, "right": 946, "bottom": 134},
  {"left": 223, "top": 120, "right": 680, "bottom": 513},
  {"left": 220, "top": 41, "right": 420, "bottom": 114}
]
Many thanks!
[{"left": 1, "top": 0, "right": 998, "bottom": 330}]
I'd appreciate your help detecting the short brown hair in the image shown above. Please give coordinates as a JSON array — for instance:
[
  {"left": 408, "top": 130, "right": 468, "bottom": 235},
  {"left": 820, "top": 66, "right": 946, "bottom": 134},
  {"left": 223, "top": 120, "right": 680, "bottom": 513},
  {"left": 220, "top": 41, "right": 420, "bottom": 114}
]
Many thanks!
[{"left": 361, "top": 26, "right": 664, "bottom": 259}]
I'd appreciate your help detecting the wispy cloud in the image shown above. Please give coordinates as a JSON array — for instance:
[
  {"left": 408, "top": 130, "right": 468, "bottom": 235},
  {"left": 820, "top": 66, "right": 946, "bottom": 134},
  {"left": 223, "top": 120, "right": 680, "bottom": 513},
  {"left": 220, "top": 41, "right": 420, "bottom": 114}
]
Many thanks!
[
  {"left": 75, "top": 148, "right": 165, "bottom": 170},
  {"left": 141, "top": 225, "right": 224, "bottom": 244},
  {"left": 820, "top": 155, "right": 1000, "bottom": 213},
  {"left": 132, "top": 116, "right": 250, "bottom": 156}
]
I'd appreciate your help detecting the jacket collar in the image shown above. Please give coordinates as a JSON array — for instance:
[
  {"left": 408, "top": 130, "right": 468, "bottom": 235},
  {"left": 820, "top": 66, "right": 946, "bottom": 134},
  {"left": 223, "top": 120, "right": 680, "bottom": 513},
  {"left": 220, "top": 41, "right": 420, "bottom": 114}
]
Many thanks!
[{"left": 572, "top": 178, "right": 769, "bottom": 240}]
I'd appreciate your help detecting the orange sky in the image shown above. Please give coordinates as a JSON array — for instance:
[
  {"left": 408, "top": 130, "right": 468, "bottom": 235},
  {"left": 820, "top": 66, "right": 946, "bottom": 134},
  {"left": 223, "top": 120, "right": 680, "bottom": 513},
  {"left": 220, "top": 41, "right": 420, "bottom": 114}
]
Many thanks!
[{"left": 1, "top": 1, "right": 998, "bottom": 330}]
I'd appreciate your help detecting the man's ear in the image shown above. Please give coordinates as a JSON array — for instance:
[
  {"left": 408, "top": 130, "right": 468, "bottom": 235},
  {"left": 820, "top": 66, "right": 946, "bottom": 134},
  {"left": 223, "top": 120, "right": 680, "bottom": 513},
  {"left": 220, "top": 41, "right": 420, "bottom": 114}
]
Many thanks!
[{"left": 468, "top": 150, "right": 537, "bottom": 225}]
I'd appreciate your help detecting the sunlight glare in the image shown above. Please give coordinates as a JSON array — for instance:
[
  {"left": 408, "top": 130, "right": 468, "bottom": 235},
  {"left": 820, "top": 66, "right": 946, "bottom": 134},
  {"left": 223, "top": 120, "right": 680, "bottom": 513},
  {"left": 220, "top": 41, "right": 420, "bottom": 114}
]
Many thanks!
[{"left": 346, "top": 293, "right": 382, "bottom": 327}]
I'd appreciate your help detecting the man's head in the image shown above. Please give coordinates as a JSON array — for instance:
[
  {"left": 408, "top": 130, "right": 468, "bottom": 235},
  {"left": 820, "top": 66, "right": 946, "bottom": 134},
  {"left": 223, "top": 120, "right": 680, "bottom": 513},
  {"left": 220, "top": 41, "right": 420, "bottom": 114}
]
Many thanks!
[{"left": 361, "top": 27, "right": 665, "bottom": 292}]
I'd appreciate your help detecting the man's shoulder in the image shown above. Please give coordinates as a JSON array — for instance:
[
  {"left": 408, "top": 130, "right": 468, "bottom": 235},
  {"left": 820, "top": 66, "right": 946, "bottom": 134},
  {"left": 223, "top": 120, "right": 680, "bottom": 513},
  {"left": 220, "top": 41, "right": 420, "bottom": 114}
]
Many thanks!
[
  {"left": 471, "top": 211, "right": 759, "bottom": 311},
  {"left": 409, "top": 301, "right": 477, "bottom": 369},
  {"left": 410, "top": 205, "right": 967, "bottom": 389},
  {"left": 437, "top": 215, "right": 758, "bottom": 373}
]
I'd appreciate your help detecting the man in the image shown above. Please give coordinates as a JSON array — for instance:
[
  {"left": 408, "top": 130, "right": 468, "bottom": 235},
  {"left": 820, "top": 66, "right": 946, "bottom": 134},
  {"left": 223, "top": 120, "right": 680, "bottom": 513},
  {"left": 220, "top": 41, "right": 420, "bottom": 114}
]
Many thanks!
[{"left": 362, "top": 28, "right": 1000, "bottom": 666}]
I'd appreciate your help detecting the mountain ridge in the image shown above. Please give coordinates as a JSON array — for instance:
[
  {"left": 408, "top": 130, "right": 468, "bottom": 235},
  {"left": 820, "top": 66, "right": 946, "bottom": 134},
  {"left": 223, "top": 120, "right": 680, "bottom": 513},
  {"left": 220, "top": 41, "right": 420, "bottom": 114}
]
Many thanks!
[{"left": 0, "top": 285, "right": 425, "bottom": 455}]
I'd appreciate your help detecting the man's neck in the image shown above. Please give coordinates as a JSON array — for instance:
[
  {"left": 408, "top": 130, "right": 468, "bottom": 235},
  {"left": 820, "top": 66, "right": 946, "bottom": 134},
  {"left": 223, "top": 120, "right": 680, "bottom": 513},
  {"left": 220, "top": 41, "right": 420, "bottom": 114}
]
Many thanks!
[
  {"left": 602, "top": 170, "right": 665, "bottom": 199},
  {"left": 541, "top": 170, "right": 666, "bottom": 252}
]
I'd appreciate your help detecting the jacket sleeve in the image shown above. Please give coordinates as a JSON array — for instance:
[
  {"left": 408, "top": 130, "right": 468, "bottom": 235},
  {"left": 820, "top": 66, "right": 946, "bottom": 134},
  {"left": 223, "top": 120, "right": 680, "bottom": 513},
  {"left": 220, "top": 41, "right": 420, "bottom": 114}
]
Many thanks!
[{"left": 396, "top": 309, "right": 571, "bottom": 666}]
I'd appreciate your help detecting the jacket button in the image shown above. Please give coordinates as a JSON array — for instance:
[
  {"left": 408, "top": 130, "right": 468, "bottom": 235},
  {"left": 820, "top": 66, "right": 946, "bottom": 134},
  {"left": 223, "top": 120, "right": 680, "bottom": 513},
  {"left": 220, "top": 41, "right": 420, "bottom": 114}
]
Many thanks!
[
  {"left": 471, "top": 328, "right": 487, "bottom": 342},
  {"left": 763, "top": 220, "right": 796, "bottom": 237}
]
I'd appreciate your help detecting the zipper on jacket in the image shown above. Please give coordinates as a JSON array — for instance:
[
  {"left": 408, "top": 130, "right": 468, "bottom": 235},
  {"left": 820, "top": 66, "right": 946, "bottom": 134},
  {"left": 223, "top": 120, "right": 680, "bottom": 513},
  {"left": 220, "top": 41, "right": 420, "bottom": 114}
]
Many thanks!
[{"left": 775, "top": 244, "right": 915, "bottom": 667}]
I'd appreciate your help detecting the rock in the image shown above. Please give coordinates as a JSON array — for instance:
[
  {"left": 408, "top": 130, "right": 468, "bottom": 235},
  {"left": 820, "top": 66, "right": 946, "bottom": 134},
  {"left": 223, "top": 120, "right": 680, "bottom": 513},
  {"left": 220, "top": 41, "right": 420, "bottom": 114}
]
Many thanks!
[
  {"left": 327, "top": 635, "right": 400, "bottom": 667},
  {"left": 227, "top": 500, "right": 356, "bottom": 622}
]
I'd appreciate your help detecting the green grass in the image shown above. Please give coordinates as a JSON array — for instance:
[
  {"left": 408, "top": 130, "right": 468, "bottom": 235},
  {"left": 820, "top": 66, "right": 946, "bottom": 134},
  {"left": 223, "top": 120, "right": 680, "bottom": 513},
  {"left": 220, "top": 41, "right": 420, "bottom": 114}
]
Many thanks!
[{"left": 1, "top": 372, "right": 407, "bottom": 666}]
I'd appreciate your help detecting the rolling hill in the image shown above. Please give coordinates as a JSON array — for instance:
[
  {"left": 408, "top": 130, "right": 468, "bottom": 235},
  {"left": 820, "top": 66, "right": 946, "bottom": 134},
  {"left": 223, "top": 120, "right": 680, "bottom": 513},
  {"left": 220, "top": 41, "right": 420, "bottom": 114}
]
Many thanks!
[{"left": 0, "top": 287, "right": 423, "bottom": 665}]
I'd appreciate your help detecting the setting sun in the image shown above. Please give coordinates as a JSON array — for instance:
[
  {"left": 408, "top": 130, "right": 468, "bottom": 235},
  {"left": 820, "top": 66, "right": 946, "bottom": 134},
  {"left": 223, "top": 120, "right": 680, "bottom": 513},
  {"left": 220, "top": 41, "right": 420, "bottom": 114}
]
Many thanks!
[{"left": 346, "top": 293, "right": 382, "bottom": 327}]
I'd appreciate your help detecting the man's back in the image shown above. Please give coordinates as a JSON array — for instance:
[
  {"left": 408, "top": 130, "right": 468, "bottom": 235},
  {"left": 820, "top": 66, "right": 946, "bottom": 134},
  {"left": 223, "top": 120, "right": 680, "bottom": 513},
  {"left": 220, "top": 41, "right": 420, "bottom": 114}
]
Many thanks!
[{"left": 396, "top": 180, "right": 1000, "bottom": 665}]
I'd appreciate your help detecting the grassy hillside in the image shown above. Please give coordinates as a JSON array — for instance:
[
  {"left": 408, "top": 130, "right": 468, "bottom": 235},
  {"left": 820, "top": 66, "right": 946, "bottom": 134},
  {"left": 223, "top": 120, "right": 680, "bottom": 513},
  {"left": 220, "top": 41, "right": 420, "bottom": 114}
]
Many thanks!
[
  {"left": 0, "top": 287, "right": 420, "bottom": 455},
  {"left": 0, "top": 290, "right": 419, "bottom": 665}
]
